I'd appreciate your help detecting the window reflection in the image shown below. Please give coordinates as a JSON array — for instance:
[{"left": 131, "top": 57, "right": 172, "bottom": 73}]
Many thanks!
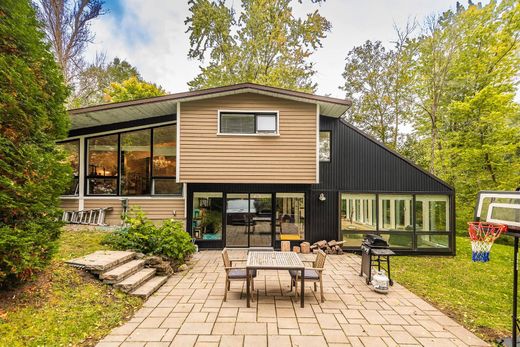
[
  {"left": 415, "top": 195, "right": 449, "bottom": 231},
  {"left": 192, "top": 192, "right": 223, "bottom": 240},
  {"left": 121, "top": 129, "right": 151, "bottom": 195},
  {"left": 58, "top": 140, "right": 80, "bottom": 195},
  {"left": 87, "top": 134, "right": 118, "bottom": 195},
  {"left": 276, "top": 193, "right": 305, "bottom": 241},
  {"left": 378, "top": 195, "right": 413, "bottom": 231}
]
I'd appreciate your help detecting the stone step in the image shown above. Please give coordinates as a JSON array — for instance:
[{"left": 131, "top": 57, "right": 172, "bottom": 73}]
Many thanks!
[
  {"left": 100, "top": 259, "right": 146, "bottom": 284},
  {"left": 131, "top": 276, "right": 170, "bottom": 299},
  {"left": 66, "top": 251, "right": 136, "bottom": 273},
  {"left": 114, "top": 268, "right": 156, "bottom": 293}
]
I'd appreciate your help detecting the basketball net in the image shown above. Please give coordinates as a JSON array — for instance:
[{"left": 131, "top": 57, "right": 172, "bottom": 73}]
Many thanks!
[{"left": 468, "top": 222, "right": 507, "bottom": 262}]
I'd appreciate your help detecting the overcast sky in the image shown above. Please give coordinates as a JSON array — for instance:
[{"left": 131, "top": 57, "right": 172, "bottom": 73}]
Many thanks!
[{"left": 85, "top": 0, "right": 490, "bottom": 98}]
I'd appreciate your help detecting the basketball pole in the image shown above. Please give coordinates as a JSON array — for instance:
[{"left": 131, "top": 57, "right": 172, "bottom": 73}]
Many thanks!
[{"left": 514, "top": 236, "right": 519, "bottom": 346}]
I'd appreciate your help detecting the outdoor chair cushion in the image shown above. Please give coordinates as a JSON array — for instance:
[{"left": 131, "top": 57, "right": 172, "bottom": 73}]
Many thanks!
[
  {"left": 228, "top": 268, "right": 257, "bottom": 279},
  {"left": 288, "top": 268, "right": 320, "bottom": 280}
]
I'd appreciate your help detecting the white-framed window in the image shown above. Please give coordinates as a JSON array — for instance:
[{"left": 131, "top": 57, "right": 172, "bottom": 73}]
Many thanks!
[{"left": 218, "top": 111, "right": 278, "bottom": 135}]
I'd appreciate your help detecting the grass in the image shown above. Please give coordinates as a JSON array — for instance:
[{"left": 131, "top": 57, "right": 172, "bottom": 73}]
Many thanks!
[
  {"left": 393, "top": 235, "right": 514, "bottom": 341},
  {"left": 0, "top": 230, "right": 143, "bottom": 347}
]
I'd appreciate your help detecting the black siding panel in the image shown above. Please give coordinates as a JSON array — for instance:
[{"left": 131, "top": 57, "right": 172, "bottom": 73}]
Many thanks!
[{"left": 314, "top": 116, "right": 452, "bottom": 193}]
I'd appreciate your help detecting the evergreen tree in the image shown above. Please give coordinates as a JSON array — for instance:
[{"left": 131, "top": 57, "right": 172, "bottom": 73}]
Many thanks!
[{"left": 0, "top": 0, "right": 70, "bottom": 284}]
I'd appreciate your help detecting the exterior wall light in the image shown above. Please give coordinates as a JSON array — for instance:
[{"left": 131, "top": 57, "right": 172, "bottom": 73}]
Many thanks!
[{"left": 318, "top": 193, "right": 326, "bottom": 202}]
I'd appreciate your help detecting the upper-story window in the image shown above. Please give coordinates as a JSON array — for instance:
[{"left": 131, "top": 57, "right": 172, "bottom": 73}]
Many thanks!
[
  {"left": 319, "top": 131, "right": 331, "bottom": 162},
  {"left": 219, "top": 112, "right": 278, "bottom": 135},
  {"left": 85, "top": 124, "right": 182, "bottom": 196},
  {"left": 57, "top": 139, "right": 80, "bottom": 195}
]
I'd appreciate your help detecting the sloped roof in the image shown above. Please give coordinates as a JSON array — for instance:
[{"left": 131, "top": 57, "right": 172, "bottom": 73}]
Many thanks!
[{"left": 68, "top": 83, "right": 352, "bottom": 130}]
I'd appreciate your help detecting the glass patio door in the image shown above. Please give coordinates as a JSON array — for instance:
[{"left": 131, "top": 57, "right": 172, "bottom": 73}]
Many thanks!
[
  {"left": 249, "top": 194, "right": 273, "bottom": 247},
  {"left": 225, "top": 194, "right": 250, "bottom": 247},
  {"left": 225, "top": 193, "right": 273, "bottom": 247}
]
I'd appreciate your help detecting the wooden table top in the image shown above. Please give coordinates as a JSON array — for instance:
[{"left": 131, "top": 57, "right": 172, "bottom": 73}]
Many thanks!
[{"left": 246, "top": 251, "right": 305, "bottom": 270}]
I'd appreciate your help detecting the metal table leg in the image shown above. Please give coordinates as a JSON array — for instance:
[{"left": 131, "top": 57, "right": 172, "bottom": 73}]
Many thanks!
[
  {"left": 300, "top": 268, "right": 305, "bottom": 308},
  {"left": 246, "top": 268, "right": 251, "bottom": 308}
]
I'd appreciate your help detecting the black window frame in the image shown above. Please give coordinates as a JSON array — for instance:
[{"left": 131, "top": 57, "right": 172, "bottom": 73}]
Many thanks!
[
  {"left": 219, "top": 111, "right": 278, "bottom": 135},
  {"left": 84, "top": 124, "right": 182, "bottom": 197},
  {"left": 57, "top": 138, "right": 80, "bottom": 196},
  {"left": 319, "top": 130, "right": 332, "bottom": 162},
  {"left": 338, "top": 191, "right": 453, "bottom": 252}
]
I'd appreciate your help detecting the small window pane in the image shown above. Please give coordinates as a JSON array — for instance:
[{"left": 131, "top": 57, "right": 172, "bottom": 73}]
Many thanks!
[
  {"left": 256, "top": 114, "right": 276, "bottom": 133},
  {"left": 220, "top": 113, "right": 255, "bottom": 134},
  {"left": 153, "top": 125, "right": 176, "bottom": 177},
  {"left": 417, "top": 234, "right": 449, "bottom": 248},
  {"left": 87, "top": 134, "right": 118, "bottom": 177},
  {"left": 88, "top": 178, "right": 117, "bottom": 195},
  {"left": 380, "top": 233, "right": 413, "bottom": 248},
  {"left": 319, "top": 131, "right": 331, "bottom": 162},
  {"left": 153, "top": 179, "right": 183, "bottom": 195}
]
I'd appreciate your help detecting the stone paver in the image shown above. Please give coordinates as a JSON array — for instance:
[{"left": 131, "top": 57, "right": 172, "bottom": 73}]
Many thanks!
[{"left": 98, "top": 250, "right": 490, "bottom": 346}]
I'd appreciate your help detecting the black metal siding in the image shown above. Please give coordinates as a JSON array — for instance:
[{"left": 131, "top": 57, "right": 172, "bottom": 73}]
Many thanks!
[
  {"left": 314, "top": 116, "right": 453, "bottom": 192},
  {"left": 308, "top": 116, "right": 455, "bottom": 254}
]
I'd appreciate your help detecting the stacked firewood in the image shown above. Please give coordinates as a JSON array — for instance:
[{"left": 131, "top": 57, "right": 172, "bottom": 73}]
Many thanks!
[{"left": 310, "top": 240, "right": 344, "bottom": 255}]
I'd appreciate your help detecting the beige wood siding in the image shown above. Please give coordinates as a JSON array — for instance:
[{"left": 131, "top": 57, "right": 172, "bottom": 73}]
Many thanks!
[
  {"left": 83, "top": 198, "right": 185, "bottom": 226},
  {"left": 60, "top": 198, "right": 79, "bottom": 211},
  {"left": 179, "top": 93, "right": 317, "bottom": 183}
]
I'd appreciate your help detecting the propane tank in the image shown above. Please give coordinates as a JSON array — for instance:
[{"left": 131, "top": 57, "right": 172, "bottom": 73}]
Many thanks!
[{"left": 371, "top": 270, "right": 389, "bottom": 294}]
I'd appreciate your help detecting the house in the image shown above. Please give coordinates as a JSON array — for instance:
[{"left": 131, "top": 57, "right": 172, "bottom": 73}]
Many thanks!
[{"left": 59, "top": 83, "right": 455, "bottom": 254}]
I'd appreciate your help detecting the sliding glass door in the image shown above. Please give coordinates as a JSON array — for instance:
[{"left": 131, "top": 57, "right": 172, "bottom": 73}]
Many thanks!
[{"left": 225, "top": 193, "right": 273, "bottom": 248}]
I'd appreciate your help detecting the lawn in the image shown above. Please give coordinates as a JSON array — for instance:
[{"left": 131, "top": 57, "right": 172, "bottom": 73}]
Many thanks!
[
  {"left": 0, "top": 230, "right": 142, "bottom": 347},
  {"left": 393, "top": 235, "right": 514, "bottom": 341}
]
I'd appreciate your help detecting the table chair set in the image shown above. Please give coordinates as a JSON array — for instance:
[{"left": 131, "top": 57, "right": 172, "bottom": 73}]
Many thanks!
[{"left": 221, "top": 247, "right": 327, "bottom": 308}]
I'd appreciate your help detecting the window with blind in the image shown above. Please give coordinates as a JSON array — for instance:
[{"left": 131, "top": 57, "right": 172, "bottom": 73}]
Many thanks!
[{"left": 219, "top": 112, "right": 277, "bottom": 134}]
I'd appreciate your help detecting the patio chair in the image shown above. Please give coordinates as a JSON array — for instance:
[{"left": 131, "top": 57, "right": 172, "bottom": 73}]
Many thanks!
[
  {"left": 221, "top": 249, "right": 257, "bottom": 302},
  {"left": 289, "top": 250, "right": 327, "bottom": 303}
]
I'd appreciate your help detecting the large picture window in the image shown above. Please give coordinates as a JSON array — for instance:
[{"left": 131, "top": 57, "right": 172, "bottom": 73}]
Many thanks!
[
  {"left": 58, "top": 139, "right": 80, "bottom": 195},
  {"left": 219, "top": 112, "right": 278, "bottom": 135},
  {"left": 85, "top": 124, "right": 181, "bottom": 196}
]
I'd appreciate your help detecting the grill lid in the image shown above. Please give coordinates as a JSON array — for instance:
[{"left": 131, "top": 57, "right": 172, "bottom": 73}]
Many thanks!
[{"left": 362, "top": 234, "right": 389, "bottom": 248}]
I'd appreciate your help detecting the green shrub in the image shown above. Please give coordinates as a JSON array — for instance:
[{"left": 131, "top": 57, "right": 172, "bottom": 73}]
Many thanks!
[
  {"left": 0, "top": 1, "right": 70, "bottom": 286},
  {"left": 103, "top": 209, "right": 196, "bottom": 263}
]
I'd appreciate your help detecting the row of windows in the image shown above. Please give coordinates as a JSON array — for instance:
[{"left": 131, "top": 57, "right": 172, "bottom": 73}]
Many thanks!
[
  {"left": 58, "top": 124, "right": 182, "bottom": 196},
  {"left": 58, "top": 118, "right": 332, "bottom": 195},
  {"left": 340, "top": 193, "right": 451, "bottom": 249}
]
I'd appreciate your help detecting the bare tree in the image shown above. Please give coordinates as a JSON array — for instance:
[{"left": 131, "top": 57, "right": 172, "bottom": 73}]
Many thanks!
[{"left": 36, "top": 0, "right": 106, "bottom": 84}]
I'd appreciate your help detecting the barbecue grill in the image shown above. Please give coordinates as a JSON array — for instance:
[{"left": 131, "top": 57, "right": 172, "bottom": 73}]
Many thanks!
[{"left": 360, "top": 234, "right": 395, "bottom": 287}]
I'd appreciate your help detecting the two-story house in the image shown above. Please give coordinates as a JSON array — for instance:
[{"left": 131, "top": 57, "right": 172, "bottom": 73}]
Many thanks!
[{"left": 59, "top": 83, "right": 455, "bottom": 254}]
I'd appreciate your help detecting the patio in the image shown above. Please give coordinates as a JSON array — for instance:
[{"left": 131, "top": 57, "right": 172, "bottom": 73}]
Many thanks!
[{"left": 97, "top": 250, "right": 488, "bottom": 347}]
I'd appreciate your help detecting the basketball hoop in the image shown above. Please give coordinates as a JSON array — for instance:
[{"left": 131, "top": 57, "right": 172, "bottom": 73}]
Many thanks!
[{"left": 468, "top": 222, "right": 507, "bottom": 262}]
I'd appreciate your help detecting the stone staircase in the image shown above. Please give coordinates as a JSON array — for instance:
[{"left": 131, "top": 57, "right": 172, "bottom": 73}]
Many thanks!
[{"left": 66, "top": 251, "right": 169, "bottom": 298}]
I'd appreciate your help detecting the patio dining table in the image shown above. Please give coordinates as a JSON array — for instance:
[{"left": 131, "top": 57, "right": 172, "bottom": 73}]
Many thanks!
[{"left": 246, "top": 251, "right": 306, "bottom": 308}]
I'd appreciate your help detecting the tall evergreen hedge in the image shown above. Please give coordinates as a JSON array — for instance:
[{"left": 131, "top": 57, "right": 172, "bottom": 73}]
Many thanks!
[{"left": 0, "top": 0, "right": 70, "bottom": 285}]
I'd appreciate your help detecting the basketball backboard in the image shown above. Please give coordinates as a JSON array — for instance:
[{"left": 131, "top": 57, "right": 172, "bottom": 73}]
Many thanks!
[{"left": 474, "top": 191, "right": 520, "bottom": 236}]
